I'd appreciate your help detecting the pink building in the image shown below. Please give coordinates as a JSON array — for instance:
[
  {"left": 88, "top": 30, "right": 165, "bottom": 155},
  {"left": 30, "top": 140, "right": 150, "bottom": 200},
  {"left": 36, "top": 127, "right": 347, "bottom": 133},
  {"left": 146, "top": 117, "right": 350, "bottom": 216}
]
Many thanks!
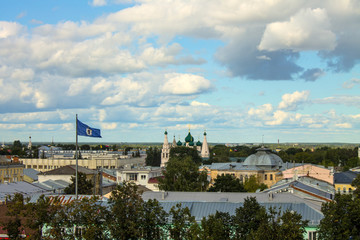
[{"left": 282, "top": 164, "right": 333, "bottom": 185}]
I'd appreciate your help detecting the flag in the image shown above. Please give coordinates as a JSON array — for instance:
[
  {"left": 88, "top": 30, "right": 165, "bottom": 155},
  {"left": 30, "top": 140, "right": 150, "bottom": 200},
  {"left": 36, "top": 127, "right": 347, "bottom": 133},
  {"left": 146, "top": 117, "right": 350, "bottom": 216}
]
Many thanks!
[{"left": 77, "top": 119, "right": 102, "bottom": 138}]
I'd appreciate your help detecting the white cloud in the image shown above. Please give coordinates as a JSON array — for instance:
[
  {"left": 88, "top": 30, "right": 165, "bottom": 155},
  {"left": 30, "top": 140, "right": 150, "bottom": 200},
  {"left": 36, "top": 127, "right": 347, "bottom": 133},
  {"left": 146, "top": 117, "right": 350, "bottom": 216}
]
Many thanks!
[
  {"left": 342, "top": 78, "right": 360, "bottom": 89},
  {"left": 0, "top": 21, "right": 24, "bottom": 38},
  {"left": 102, "top": 122, "right": 117, "bottom": 129},
  {"left": 335, "top": 123, "right": 352, "bottom": 128},
  {"left": 258, "top": 8, "right": 336, "bottom": 51},
  {"left": 248, "top": 103, "right": 273, "bottom": 118},
  {"left": 265, "top": 110, "right": 289, "bottom": 126},
  {"left": 91, "top": 0, "right": 107, "bottom": 6},
  {"left": 162, "top": 73, "right": 212, "bottom": 95},
  {"left": 67, "top": 78, "right": 91, "bottom": 96},
  {"left": 190, "top": 101, "right": 210, "bottom": 107},
  {"left": 10, "top": 68, "right": 35, "bottom": 81},
  {"left": 278, "top": 90, "right": 310, "bottom": 111},
  {"left": 0, "top": 123, "right": 26, "bottom": 129}
]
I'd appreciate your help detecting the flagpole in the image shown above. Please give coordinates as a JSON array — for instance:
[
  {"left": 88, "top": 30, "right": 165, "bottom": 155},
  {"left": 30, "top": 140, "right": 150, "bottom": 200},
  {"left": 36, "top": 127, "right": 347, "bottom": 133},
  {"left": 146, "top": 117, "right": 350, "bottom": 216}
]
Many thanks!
[{"left": 75, "top": 114, "right": 78, "bottom": 198}]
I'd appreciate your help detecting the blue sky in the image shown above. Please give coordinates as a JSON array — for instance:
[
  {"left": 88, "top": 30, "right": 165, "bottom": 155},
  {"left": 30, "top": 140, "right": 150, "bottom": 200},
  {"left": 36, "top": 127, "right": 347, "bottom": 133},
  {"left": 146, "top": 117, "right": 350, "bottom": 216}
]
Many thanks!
[{"left": 0, "top": 0, "right": 359, "bottom": 144}]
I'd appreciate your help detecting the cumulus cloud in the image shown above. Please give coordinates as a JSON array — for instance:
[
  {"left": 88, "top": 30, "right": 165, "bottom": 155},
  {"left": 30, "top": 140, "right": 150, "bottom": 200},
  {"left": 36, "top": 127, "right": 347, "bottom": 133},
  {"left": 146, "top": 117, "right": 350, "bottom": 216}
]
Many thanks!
[
  {"left": 278, "top": 91, "right": 310, "bottom": 111},
  {"left": 258, "top": 8, "right": 336, "bottom": 51},
  {"left": 335, "top": 123, "right": 352, "bottom": 128},
  {"left": 161, "top": 73, "right": 212, "bottom": 95},
  {"left": 0, "top": 21, "right": 24, "bottom": 38}
]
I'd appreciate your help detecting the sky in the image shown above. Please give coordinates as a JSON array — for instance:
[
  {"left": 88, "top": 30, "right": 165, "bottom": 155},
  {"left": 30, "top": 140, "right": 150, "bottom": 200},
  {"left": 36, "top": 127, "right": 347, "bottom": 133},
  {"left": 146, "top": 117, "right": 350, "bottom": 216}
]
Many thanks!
[{"left": 0, "top": 0, "right": 360, "bottom": 144}]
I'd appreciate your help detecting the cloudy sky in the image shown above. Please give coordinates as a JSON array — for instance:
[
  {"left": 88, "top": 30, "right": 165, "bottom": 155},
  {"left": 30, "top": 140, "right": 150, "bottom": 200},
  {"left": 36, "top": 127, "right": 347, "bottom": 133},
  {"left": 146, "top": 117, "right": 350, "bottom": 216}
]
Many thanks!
[{"left": 1, "top": 0, "right": 360, "bottom": 144}]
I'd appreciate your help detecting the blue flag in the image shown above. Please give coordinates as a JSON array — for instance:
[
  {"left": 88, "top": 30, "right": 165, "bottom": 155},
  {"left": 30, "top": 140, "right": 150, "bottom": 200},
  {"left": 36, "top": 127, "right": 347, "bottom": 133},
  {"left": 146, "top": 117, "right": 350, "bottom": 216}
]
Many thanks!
[{"left": 77, "top": 119, "right": 102, "bottom": 138}]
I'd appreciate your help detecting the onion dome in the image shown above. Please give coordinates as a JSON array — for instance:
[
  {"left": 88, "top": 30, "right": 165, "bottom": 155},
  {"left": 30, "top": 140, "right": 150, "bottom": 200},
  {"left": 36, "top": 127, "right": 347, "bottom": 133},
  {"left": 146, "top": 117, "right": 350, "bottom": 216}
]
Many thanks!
[
  {"left": 204, "top": 131, "right": 207, "bottom": 136},
  {"left": 243, "top": 147, "right": 283, "bottom": 167},
  {"left": 177, "top": 140, "right": 182, "bottom": 146},
  {"left": 164, "top": 130, "right": 168, "bottom": 135},
  {"left": 189, "top": 141, "right": 194, "bottom": 146},
  {"left": 196, "top": 140, "right": 202, "bottom": 146},
  {"left": 185, "top": 132, "right": 194, "bottom": 143}
]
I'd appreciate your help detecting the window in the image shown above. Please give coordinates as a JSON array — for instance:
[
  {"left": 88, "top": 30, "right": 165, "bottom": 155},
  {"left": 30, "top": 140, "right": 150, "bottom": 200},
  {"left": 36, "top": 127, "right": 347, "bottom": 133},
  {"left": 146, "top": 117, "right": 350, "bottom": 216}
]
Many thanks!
[
  {"left": 141, "top": 175, "right": 146, "bottom": 180},
  {"left": 264, "top": 174, "right": 267, "bottom": 180},
  {"left": 349, "top": 188, "right": 353, "bottom": 194},
  {"left": 270, "top": 174, "right": 273, "bottom": 180},
  {"left": 129, "top": 173, "right": 138, "bottom": 181},
  {"left": 308, "top": 231, "right": 317, "bottom": 240},
  {"left": 337, "top": 187, "right": 341, "bottom": 193},
  {"left": 343, "top": 187, "right": 347, "bottom": 194}
]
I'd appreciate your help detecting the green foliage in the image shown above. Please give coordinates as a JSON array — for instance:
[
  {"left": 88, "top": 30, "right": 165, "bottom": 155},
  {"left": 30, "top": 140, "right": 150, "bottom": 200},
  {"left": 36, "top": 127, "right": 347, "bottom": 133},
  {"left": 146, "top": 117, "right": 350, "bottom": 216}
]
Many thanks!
[
  {"left": 140, "top": 199, "right": 168, "bottom": 240},
  {"left": 244, "top": 175, "right": 267, "bottom": 192},
  {"left": 318, "top": 194, "right": 360, "bottom": 240},
  {"left": 233, "top": 197, "right": 268, "bottom": 239},
  {"left": 64, "top": 172, "right": 94, "bottom": 195},
  {"left": 106, "top": 182, "right": 144, "bottom": 240},
  {"left": 169, "top": 203, "right": 200, "bottom": 240},
  {"left": 200, "top": 211, "right": 233, "bottom": 240},
  {"left": 158, "top": 156, "right": 209, "bottom": 192},
  {"left": 145, "top": 147, "right": 161, "bottom": 166},
  {"left": 352, "top": 174, "right": 360, "bottom": 199},
  {"left": 2, "top": 193, "right": 26, "bottom": 240},
  {"left": 208, "top": 174, "right": 245, "bottom": 192},
  {"left": 170, "top": 147, "right": 202, "bottom": 164}
]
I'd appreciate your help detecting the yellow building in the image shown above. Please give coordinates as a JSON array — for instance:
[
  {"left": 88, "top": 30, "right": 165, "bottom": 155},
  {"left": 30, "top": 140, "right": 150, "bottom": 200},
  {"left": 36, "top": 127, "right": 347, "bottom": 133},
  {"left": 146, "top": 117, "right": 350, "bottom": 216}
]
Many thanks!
[
  {"left": 0, "top": 162, "right": 24, "bottom": 184},
  {"left": 334, "top": 171, "right": 359, "bottom": 194},
  {"left": 208, "top": 147, "right": 286, "bottom": 188}
]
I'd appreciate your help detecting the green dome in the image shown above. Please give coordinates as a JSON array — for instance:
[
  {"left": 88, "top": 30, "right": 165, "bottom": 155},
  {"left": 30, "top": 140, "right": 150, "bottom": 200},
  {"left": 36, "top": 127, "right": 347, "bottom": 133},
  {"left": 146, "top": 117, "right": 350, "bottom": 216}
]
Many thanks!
[
  {"left": 196, "top": 141, "right": 202, "bottom": 146},
  {"left": 204, "top": 131, "right": 207, "bottom": 136},
  {"left": 164, "top": 130, "right": 168, "bottom": 135},
  {"left": 189, "top": 141, "right": 194, "bottom": 146},
  {"left": 177, "top": 140, "right": 182, "bottom": 146},
  {"left": 185, "top": 132, "right": 194, "bottom": 142}
]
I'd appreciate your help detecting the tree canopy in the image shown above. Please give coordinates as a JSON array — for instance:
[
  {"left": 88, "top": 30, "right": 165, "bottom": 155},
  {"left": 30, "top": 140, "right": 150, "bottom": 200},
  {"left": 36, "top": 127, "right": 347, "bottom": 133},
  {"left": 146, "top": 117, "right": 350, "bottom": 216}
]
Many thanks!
[
  {"left": 64, "top": 172, "right": 94, "bottom": 195},
  {"left": 158, "top": 156, "right": 208, "bottom": 192},
  {"left": 208, "top": 174, "right": 245, "bottom": 192}
]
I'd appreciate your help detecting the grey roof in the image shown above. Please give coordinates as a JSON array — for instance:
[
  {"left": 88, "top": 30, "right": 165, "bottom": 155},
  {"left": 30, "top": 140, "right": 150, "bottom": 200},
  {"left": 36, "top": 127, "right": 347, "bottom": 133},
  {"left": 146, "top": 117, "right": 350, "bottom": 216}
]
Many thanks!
[
  {"left": 334, "top": 171, "right": 359, "bottom": 184},
  {"left": 0, "top": 181, "right": 52, "bottom": 201},
  {"left": 243, "top": 147, "right": 284, "bottom": 167},
  {"left": 209, "top": 162, "right": 262, "bottom": 171},
  {"left": 38, "top": 165, "right": 96, "bottom": 176},
  {"left": 23, "top": 168, "right": 39, "bottom": 181},
  {"left": 158, "top": 201, "right": 323, "bottom": 226}
]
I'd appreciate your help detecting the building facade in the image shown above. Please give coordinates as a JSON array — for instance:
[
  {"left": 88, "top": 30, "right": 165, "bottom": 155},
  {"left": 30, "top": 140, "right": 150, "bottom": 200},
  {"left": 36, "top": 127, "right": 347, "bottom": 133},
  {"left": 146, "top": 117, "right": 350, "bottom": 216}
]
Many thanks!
[{"left": 161, "top": 129, "right": 210, "bottom": 167}]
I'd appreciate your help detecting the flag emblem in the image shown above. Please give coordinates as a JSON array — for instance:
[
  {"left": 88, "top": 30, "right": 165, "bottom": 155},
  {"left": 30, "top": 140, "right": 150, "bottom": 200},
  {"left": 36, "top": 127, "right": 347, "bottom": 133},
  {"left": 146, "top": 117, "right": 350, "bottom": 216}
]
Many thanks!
[{"left": 77, "top": 119, "right": 101, "bottom": 138}]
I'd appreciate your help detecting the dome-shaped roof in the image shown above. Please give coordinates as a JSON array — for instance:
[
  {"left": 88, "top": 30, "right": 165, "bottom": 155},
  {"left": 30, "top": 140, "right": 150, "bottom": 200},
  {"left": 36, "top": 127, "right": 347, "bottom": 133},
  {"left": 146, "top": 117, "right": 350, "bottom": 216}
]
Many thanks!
[
  {"left": 185, "top": 132, "right": 194, "bottom": 142},
  {"left": 189, "top": 141, "right": 194, "bottom": 146},
  {"left": 177, "top": 140, "right": 182, "bottom": 146},
  {"left": 164, "top": 130, "right": 168, "bottom": 135},
  {"left": 243, "top": 147, "right": 283, "bottom": 167},
  {"left": 196, "top": 140, "right": 202, "bottom": 146}
]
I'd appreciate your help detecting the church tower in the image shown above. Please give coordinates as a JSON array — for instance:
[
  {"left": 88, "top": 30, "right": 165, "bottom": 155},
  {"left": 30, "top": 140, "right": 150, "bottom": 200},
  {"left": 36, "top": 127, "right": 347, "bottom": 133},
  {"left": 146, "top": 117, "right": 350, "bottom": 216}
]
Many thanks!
[
  {"left": 28, "top": 136, "right": 32, "bottom": 150},
  {"left": 161, "top": 130, "right": 170, "bottom": 167},
  {"left": 201, "top": 131, "right": 210, "bottom": 158}
]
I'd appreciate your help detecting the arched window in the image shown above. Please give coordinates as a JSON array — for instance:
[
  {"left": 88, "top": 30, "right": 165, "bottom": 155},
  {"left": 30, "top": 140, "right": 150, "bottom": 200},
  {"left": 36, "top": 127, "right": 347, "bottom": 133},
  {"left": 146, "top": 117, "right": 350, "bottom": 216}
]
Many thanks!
[
  {"left": 343, "top": 187, "right": 347, "bottom": 194},
  {"left": 270, "top": 174, "right": 273, "bottom": 180},
  {"left": 264, "top": 174, "right": 267, "bottom": 180}
]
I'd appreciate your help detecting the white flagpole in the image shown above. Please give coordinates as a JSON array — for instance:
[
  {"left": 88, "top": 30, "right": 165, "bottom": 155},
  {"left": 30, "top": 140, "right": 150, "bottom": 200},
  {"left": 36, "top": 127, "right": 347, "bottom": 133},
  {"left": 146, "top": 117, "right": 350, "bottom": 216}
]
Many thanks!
[{"left": 75, "top": 114, "right": 78, "bottom": 198}]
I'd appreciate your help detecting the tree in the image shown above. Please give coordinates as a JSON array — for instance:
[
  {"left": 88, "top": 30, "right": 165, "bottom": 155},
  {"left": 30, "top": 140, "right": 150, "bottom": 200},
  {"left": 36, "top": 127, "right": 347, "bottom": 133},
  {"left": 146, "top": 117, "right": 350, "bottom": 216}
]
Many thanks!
[
  {"left": 168, "top": 203, "right": 200, "bottom": 240},
  {"left": 244, "top": 175, "right": 267, "bottom": 192},
  {"left": 145, "top": 147, "right": 161, "bottom": 167},
  {"left": 233, "top": 197, "right": 268, "bottom": 239},
  {"left": 106, "top": 182, "right": 144, "bottom": 239},
  {"left": 170, "top": 147, "right": 202, "bottom": 165},
  {"left": 200, "top": 211, "right": 233, "bottom": 240},
  {"left": 24, "top": 195, "right": 58, "bottom": 240},
  {"left": 140, "top": 199, "right": 168, "bottom": 240},
  {"left": 158, "top": 156, "right": 208, "bottom": 192},
  {"left": 208, "top": 174, "right": 245, "bottom": 192},
  {"left": 2, "top": 193, "right": 27, "bottom": 240},
  {"left": 352, "top": 173, "right": 360, "bottom": 198},
  {"left": 318, "top": 194, "right": 360, "bottom": 240},
  {"left": 64, "top": 172, "right": 94, "bottom": 195}
]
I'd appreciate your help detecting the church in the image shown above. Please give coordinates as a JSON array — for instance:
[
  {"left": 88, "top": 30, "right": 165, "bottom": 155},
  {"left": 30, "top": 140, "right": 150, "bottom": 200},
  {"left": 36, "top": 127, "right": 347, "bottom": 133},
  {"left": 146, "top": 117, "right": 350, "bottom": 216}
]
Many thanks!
[{"left": 161, "top": 129, "right": 210, "bottom": 167}]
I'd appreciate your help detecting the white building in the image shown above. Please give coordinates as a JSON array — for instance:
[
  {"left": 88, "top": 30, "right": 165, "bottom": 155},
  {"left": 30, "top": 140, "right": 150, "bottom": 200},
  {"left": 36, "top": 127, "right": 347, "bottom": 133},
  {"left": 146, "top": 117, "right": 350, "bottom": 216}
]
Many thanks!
[{"left": 116, "top": 167, "right": 163, "bottom": 191}]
